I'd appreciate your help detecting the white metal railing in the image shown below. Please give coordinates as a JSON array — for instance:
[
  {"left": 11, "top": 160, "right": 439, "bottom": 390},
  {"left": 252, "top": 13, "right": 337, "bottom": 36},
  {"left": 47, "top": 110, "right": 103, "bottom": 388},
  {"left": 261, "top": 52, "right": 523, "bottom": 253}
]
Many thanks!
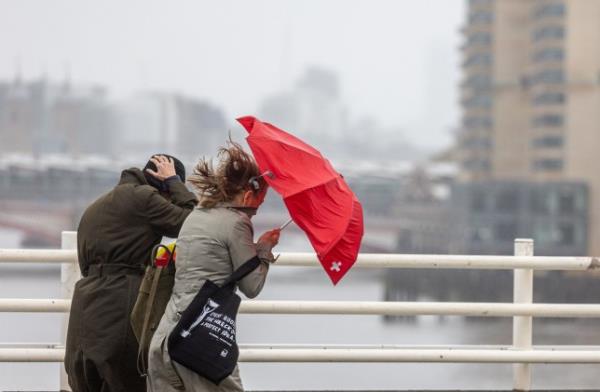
[
  {"left": 1, "top": 232, "right": 599, "bottom": 391},
  {"left": 2, "top": 346, "right": 600, "bottom": 364},
  {"left": 3, "top": 298, "right": 600, "bottom": 318},
  {"left": 2, "top": 247, "right": 598, "bottom": 270}
]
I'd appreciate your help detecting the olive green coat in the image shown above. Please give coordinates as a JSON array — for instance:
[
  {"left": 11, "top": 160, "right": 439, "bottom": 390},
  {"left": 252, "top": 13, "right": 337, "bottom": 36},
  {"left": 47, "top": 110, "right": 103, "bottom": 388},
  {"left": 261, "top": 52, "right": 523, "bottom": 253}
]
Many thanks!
[{"left": 65, "top": 168, "right": 197, "bottom": 392}]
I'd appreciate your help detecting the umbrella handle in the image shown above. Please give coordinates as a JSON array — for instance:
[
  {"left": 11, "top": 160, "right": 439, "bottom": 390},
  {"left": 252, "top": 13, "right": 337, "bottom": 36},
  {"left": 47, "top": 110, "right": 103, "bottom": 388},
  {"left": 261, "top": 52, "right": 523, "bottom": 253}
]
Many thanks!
[{"left": 279, "top": 218, "right": 293, "bottom": 231}]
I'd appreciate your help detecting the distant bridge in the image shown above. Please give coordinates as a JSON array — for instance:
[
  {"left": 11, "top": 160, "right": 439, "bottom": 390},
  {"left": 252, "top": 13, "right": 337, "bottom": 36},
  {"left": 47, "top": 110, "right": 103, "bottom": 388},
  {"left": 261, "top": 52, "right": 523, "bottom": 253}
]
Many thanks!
[
  {"left": 0, "top": 200, "right": 78, "bottom": 247},
  {"left": 0, "top": 161, "right": 405, "bottom": 251},
  {"left": 0, "top": 200, "right": 401, "bottom": 252}
]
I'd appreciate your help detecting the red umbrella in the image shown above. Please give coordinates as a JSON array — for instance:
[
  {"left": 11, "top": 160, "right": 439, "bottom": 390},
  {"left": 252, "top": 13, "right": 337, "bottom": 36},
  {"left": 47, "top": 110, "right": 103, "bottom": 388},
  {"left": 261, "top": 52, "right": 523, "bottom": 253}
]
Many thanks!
[{"left": 237, "top": 116, "right": 364, "bottom": 285}]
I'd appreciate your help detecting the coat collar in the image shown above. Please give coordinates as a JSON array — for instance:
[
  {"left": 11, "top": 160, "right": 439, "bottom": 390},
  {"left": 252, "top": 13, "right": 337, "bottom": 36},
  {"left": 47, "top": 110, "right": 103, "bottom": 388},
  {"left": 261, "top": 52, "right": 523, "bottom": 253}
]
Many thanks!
[
  {"left": 118, "top": 168, "right": 149, "bottom": 186},
  {"left": 215, "top": 201, "right": 258, "bottom": 218}
]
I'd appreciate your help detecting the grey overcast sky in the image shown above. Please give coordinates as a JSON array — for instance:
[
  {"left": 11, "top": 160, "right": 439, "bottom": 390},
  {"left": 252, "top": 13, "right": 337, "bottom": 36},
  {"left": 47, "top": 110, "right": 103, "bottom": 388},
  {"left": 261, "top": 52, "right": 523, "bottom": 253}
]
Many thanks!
[{"left": 0, "top": 0, "right": 465, "bottom": 151}]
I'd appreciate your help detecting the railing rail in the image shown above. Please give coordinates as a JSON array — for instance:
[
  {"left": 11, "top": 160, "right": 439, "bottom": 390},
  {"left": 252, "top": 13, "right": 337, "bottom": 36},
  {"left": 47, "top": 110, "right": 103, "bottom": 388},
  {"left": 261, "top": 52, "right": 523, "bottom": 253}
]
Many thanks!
[
  {"left": 2, "top": 347, "right": 600, "bottom": 364},
  {"left": 1, "top": 248, "right": 599, "bottom": 270},
  {"left": 1, "top": 231, "right": 599, "bottom": 392},
  {"left": 3, "top": 298, "right": 600, "bottom": 318}
]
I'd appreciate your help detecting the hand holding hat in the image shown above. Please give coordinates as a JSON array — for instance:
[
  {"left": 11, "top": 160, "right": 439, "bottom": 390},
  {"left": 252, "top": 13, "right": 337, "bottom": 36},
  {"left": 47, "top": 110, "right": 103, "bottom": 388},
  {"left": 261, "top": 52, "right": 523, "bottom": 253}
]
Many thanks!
[{"left": 146, "top": 155, "right": 177, "bottom": 181}]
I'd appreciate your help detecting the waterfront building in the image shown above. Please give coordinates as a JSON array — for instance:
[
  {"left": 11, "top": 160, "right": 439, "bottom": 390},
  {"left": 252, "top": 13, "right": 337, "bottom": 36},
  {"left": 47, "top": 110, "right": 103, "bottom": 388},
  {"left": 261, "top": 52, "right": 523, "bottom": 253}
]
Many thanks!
[{"left": 458, "top": 0, "right": 600, "bottom": 255}]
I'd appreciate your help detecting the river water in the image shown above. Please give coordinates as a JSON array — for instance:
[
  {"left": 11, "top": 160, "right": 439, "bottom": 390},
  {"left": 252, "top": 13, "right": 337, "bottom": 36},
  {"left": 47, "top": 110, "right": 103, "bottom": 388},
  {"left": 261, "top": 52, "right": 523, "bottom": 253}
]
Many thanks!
[{"left": 0, "top": 227, "right": 599, "bottom": 391}]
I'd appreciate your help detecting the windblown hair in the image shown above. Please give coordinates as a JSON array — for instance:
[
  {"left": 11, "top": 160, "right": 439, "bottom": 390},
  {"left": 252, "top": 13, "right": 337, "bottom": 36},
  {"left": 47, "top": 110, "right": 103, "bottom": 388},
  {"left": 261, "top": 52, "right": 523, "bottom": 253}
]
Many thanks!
[{"left": 188, "top": 140, "right": 267, "bottom": 208}]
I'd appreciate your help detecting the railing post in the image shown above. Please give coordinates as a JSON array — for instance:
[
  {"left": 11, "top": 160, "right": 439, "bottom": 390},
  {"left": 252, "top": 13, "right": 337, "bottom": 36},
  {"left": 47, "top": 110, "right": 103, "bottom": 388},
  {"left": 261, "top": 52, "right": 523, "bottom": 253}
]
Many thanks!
[
  {"left": 60, "top": 231, "right": 79, "bottom": 392},
  {"left": 513, "top": 238, "right": 534, "bottom": 391}
]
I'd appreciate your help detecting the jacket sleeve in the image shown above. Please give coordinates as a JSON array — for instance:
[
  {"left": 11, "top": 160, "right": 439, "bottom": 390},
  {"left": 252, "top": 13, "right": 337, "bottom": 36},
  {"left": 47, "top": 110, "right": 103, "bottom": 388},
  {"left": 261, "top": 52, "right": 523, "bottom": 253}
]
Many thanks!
[
  {"left": 144, "top": 183, "right": 197, "bottom": 238},
  {"left": 228, "top": 215, "right": 272, "bottom": 299},
  {"left": 165, "top": 178, "right": 198, "bottom": 208}
]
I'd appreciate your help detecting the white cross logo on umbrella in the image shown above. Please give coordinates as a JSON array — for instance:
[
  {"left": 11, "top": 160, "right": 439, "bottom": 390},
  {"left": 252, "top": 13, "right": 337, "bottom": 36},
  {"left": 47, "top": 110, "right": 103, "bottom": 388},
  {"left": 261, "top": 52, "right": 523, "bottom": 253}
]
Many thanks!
[{"left": 330, "top": 261, "right": 342, "bottom": 272}]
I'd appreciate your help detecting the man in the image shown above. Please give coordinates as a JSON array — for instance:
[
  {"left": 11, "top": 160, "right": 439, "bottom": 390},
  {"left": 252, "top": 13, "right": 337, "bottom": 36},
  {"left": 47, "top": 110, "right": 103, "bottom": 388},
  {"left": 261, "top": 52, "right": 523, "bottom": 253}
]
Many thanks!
[{"left": 65, "top": 155, "right": 197, "bottom": 392}]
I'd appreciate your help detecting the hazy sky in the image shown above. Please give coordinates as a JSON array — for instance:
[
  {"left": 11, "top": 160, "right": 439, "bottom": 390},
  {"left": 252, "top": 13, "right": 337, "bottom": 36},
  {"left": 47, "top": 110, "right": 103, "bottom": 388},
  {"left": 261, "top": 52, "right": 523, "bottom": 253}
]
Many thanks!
[{"left": 0, "top": 0, "right": 465, "bottom": 151}]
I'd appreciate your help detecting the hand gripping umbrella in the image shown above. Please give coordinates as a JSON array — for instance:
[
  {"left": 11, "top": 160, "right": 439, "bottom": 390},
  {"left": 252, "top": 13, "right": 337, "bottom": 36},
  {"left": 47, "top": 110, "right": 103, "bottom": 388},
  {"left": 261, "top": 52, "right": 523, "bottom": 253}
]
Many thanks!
[{"left": 237, "top": 116, "right": 364, "bottom": 285}]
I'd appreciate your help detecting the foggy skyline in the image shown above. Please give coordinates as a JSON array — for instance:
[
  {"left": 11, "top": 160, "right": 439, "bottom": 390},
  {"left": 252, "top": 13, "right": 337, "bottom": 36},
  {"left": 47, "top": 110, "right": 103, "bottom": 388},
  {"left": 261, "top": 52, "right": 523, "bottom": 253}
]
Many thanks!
[{"left": 0, "top": 0, "right": 465, "bottom": 150}]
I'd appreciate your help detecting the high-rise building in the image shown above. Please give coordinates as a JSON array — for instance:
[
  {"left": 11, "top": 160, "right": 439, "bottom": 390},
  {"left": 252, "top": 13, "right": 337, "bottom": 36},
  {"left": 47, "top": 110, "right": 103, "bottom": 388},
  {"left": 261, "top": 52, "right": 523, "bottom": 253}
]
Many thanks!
[
  {"left": 459, "top": 0, "right": 531, "bottom": 180},
  {"left": 458, "top": 0, "right": 600, "bottom": 255}
]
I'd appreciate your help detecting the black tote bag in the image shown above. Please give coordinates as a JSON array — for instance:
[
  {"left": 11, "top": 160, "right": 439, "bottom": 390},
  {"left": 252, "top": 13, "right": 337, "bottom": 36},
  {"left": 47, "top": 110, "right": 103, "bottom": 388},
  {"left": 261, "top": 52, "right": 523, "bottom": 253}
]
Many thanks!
[{"left": 167, "top": 256, "right": 261, "bottom": 384}]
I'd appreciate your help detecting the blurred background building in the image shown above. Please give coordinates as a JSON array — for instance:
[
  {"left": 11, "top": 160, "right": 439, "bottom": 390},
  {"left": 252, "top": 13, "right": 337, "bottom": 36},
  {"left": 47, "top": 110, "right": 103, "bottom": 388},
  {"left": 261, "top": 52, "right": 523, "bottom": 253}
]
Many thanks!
[
  {"left": 0, "top": 77, "right": 227, "bottom": 164},
  {"left": 259, "top": 67, "right": 347, "bottom": 144},
  {"left": 0, "top": 76, "right": 113, "bottom": 158},
  {"left": 454, "top": 0, "right": 600, "bottom": 256},
  {"left": 259, "top": 67, "right": 423, "bottom": 162},
  {"left": 115, "top": 92, "right": 226, "bottom": 162}
]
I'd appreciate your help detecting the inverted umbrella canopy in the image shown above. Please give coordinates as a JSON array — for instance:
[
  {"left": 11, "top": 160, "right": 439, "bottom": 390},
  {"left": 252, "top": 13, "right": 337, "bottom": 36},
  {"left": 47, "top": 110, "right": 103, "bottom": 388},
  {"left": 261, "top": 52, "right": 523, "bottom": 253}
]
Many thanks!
[{"left": 237, "top": 116, "right": 364, "bottom": 284}]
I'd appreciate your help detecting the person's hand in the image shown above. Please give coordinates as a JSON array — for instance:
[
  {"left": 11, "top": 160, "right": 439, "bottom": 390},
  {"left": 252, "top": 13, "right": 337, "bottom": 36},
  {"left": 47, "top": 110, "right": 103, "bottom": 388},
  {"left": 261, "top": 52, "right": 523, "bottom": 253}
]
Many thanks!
[
  {"left": 257, "top": 228, "right": 280, "bottom": 249},
  {"left": 145, "top": 155, "right": 177, "bottom": 181}
]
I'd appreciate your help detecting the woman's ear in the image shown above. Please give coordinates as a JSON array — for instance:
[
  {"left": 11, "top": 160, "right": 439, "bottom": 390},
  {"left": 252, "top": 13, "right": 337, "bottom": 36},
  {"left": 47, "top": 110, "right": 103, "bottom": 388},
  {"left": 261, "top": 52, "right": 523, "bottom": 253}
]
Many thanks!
[{"left": 241, "top": 190, "right": 254, "bottom": 207}]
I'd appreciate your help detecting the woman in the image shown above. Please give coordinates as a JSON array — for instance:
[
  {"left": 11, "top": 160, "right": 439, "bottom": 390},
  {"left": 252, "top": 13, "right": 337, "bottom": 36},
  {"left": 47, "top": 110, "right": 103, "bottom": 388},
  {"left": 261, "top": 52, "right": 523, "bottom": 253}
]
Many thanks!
[{"left": 147, "top": 141, "right": 280, "bottom": 391}]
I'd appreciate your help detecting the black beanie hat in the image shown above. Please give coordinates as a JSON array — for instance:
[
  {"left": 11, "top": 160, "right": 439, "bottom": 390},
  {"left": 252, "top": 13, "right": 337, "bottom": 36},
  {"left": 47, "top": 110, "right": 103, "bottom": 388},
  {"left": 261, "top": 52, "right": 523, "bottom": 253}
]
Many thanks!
[{"left": 143, "top": 154, "right": 186, "bottom": 191}]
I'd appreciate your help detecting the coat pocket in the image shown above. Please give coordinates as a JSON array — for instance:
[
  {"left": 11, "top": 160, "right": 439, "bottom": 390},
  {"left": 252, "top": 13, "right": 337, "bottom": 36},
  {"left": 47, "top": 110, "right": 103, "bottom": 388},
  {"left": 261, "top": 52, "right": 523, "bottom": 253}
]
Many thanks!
[{"left": 161, "top": 336, "right": 185, "bottom": 390}]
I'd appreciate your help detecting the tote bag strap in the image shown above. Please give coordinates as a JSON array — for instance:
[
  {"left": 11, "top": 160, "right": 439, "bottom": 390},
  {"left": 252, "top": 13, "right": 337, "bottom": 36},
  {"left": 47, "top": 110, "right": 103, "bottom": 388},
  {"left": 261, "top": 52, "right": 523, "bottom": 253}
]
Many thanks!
[
  {"left": 137, "top": 244, "right": 175, "bottom": 376},
  {"left": 222, "top": 255, "right": 262, "bottom": 288}
]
